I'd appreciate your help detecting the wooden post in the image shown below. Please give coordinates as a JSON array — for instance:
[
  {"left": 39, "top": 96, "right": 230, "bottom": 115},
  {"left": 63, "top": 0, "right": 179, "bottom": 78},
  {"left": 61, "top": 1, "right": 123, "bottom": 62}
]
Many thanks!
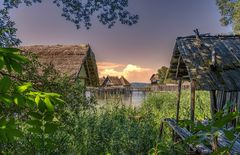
[
  {"left": 210, "top": 90, "right": 217, "bottom": 118},
  {"left": 176, "top": 79, "right": 182, "bottom": 124},
  {"left": 159, "top": 122, "right": 164, "bottom": 140},
  {"left": 190, "top": 80, "right": 196, "bottom": 123}
]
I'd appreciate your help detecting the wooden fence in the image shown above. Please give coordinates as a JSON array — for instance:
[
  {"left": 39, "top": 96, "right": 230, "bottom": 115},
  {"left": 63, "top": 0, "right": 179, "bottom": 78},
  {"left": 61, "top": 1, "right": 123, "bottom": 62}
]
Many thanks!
[{"left": 150, "top": 84, "right": 190, "bottom": 92}]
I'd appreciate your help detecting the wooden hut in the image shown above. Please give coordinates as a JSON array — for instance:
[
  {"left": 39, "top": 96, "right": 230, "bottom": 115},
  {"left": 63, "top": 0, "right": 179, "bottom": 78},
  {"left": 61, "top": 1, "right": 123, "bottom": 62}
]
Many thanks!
[
  {"left": 99, "top": 77, "right": 106, "bottom": 86},
  {"left": 101, "top": 75, "right": 131, "bottom": 87},
  {"left": 120, "top": 76, "right": 131, "bottom": 87},
  {"left": 168, "top": 33, "right": 240, "bottom": 122},
  {"left": 21, "top": 44, "right": 99, "bottom": 87},
  {"left": 165, "top": 32, "right": 240, "bottom": 153},
  {"left": 150, "top": 74, "right": 160, "bottom": 85}
]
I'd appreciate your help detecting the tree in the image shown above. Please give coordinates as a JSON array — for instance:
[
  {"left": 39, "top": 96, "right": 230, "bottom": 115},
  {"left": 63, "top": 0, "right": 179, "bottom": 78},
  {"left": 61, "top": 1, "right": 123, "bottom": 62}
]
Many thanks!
[
  {"left": 157, "top": 66, "right": 168, "bottom": 84},
  {"left": 0, "top": 9, "right": 21, "bottom": 47},
  {"left": 216, "top": 0, "right": 240, "bottom": 34},
  {"left": 3, "top": 0, "right": 138, "bottom": 29},
  {"left": 1, "top": 0, "right": 138, "bottom": 47}
]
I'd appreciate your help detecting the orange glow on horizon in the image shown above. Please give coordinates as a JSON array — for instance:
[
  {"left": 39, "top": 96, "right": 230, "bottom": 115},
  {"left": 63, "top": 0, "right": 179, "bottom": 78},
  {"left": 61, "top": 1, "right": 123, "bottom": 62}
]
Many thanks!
[{"left": 97, "top": 62, "right": 155, "bottom": 83}]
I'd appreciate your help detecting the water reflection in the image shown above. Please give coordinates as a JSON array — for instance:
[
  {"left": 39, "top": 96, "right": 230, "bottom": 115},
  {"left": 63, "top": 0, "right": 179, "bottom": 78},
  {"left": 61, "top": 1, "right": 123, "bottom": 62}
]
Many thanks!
[{"left": 86, "top": 91, "right": 148, "bottom": 107}]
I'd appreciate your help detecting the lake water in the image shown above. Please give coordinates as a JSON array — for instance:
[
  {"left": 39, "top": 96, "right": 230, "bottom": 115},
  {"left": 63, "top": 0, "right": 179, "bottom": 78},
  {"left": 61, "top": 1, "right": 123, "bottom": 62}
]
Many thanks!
[{"left": 87, "top": 91, "right": 148, "bottom": 107}]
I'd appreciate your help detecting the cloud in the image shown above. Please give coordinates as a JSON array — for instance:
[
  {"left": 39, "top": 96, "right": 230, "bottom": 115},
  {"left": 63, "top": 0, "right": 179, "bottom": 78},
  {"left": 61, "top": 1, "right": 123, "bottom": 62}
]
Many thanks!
[
  {"left": 98, "top": 62, "right": 155, "bottom": 83},
  {"left": 97, "top": 62, "right": 124, "bottom": 71}
]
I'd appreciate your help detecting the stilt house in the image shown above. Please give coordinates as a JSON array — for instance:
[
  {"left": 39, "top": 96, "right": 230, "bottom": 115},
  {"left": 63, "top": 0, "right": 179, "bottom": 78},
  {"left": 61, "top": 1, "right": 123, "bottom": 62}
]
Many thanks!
[
  {"left": 100, "top": 76, "right": 131, "bottom": 87},
  {"left": 150, "top": 74, "right": 160, "bottom": 85},
  {"left": 168, "top": 33, "right": 240, "bottom": 122},
  {"left": 21, "top": 44, "right": 99, "bottom": 87},
  {"left": 164, "top": 31, "right": 240, "bottom": 153}
]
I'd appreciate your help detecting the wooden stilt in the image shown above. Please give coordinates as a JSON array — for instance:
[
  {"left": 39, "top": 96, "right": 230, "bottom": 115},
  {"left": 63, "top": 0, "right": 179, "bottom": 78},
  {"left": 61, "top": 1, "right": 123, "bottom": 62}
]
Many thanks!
[
  {"left": 159, "top": 122, "right": 164, "bottom": 140},
  {"left": 176, "top": 79, "right": 182, "bottom": 124},
  {"left": 174, "top": 79, "right": 182, "bottom": 142},
  {"left": 190, "top": 80, "right": 196, "bottom": 124},
  {"left": 210, "top": 90, "right": 217, "bottom": 118}
]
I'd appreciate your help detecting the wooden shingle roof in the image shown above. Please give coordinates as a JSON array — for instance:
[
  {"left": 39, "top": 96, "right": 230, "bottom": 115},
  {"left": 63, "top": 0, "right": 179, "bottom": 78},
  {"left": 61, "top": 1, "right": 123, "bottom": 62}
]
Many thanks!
[
  {"left": 20, "top": 44, "right": 91, "bottom": 77},
  {"left": 169, "top": 34, "right": 240, "bottom": 91}
]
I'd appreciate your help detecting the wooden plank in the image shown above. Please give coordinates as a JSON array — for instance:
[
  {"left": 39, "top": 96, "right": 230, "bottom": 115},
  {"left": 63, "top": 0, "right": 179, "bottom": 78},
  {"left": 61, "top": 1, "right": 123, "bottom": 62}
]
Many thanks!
[
  {"left": 190, "top": 80, "right": 196, "bottom": 124},
  {"left": 176, "top": 79, "right": 182, "bottom": 123},
  {"left": 164, "top": 118, "right": 212, "bottom": 154},
  {"left": 210, "top": 90, "right": 217, "bottom": 118},
  {"left": 217, "top": 132, "right": 240, "bottom": 154}
]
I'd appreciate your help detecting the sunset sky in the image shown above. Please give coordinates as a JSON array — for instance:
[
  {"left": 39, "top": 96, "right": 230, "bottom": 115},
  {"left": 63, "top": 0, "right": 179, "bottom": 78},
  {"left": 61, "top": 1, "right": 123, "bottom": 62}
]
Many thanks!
[{"left": 7, "top": 0, "right": 232, "bottom": 82}]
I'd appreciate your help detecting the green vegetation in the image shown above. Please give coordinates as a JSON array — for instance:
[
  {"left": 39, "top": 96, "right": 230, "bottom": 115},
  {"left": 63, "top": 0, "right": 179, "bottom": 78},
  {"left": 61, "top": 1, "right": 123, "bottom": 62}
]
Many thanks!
[
  {"left": 216, "top": 0, "right": 240, "bottom": 34},
  {"left": 0, "top": 48, "right": 212, "bottom": 154},
  {"left": 1, "top": 47, "right": 238, "bottom": 154}
]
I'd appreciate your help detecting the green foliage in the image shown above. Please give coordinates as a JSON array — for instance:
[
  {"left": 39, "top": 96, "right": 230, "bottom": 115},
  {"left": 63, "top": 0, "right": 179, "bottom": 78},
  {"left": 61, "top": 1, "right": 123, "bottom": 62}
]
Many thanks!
[
  {"left": 142, "top": 91, "right": 211, "bottom": 154},
  {"left": 68, "top": 103, "right": 158, "bottom": 154},
  {"left": 2, "top": 0, "right": 138, "bottom": 29},
  {"left": 142, "top": 91, "right": 211, "bottom": 122},
  {"left": 183, "top": 102, "right": 240, "bottom": 154},
  {"left": 0, "top": 47, "right": 237, "bottom": 154},
  {"left": 157, "top": 66, "right": 168, "bottom": 84},
  {"left": 0, "top": 47, "right": 64, "bottom": 154},
  {"left": 157, "top": 66, "right": 176, "bottom": 84},
  {"left": 216, "top": 0, "right": 240, "bottom": 34}
]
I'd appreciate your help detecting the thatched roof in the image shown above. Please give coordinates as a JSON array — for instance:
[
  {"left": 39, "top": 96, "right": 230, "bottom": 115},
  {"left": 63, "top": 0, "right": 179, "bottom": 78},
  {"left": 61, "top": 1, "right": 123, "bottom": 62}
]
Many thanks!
[
  {"left": 101, "top": 76, "right": 130, "bottom": 87},
  {"left": 20, "top": 44, "right": 91, "bottom": 77},
  {"left": 107, "top": 76, "right": 122, "bottom": 86},
  {"left": 168, "top": 34, "right": 240, "bottom": 91},
  {"left": 120, "top": 76, "right": 131, "bottom": 86},
  {"left": 99, "top": 77, "right": 106, "bottom": 86},
  {"left": 150, "top": 74, "right": 159, "bottom": 81}
]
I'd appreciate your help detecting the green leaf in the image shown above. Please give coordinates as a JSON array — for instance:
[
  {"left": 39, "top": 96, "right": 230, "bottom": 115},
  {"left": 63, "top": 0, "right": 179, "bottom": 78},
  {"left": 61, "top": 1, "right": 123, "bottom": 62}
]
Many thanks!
[
  {"left": 0, "top": 47, "right": 20, "bottom": 53},
  {"left": 13, "top": 94, "right": 25, "bottom": 106},
  {"left": 38, "top": 100, "right": 47, "bottom": 112},
  {"left": 44, "top": 122, "right": 59, "bottom": 134},
  {"left": 6, "top": 128, "right": 23, "bottom": 139},
  {"left": 0, "top": 94, "right": 13, "bottom": 107},
  {"left": 0, "top": 56, "right": 4, "bottom": 70},
  {"left": 3, "top": 56, "right": 12, "bottom": 72},
  {"left": 0, "top": 118, "right": 7, "bottom": 128},
  {"left": 35, "top": 95, "right": 40, "bottom": 105},
  {"left": 28, "top": 127, "right": 43, "bottom": 134},
  {"left": 28, "top": 112, "right": 43, "bottom": 120},
  {"left": 27, "top": 120, "right": 42, "bottom": 127},
  {"left": 44, "top": 97, "right": 54, "bottom": 111},
  {"left": 17, "top": 83, "right": 32, "bottom": 93},
  {"left": 44, "top": 113, "right": 54, "bottom": 122},
  {"left": 0, "top": 76, "right": 11, "bottom": 93},
  {"left": 11, "top": 60, "right": 22, "bottom": 73}
]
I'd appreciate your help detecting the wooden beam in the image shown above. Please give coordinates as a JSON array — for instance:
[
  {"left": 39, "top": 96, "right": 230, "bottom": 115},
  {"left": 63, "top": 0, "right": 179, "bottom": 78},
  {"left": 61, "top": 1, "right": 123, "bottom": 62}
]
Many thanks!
[
  {"left": 175, "top": 56, "right": 182, "bottom": 78},
  {"left": 176, "top": 79, "right": 182, "bottom": 124},
  {"left": 85, "top": 57, "right": 93, "bottom": 86},
  {"left": 190, "top": 80, "right": 196, "bottom": 124},
  {"left": 174, "top": 79, "right": 182, "bottom": 142},
  {"left": 210, "top": 90, "right": 217, "bottom": 118}
]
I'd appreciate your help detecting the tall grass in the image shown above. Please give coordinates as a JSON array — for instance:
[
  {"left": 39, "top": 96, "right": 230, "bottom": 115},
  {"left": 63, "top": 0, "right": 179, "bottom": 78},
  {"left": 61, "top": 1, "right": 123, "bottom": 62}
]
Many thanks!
[
  {"left": 67, "top": 90, "right": 211, "bottom": 154},
  {"left": 3, "top": 90, "right": 211, "bottom": 154}
]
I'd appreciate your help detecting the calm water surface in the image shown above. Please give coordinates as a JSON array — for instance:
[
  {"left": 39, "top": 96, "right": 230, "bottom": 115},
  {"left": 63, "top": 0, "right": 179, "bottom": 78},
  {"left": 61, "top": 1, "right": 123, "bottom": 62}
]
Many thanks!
[{"left": 87, "top": 91, "right": 148, "bottom": 107}]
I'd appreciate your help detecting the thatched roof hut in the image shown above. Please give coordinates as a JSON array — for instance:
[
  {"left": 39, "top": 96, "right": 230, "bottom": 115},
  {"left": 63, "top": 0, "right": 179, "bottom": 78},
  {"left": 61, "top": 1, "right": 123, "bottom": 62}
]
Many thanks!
[
  {"left": 169, "top": 34, "right": 240, "bottom": 91},
  {"left": 168, "top": 32, "right": 240, "bottom": 122},
  {"left": 120, "top": 76, "right": 131, "bottom": 87},
  {"left": 150, "top": 74, "right": 160, "bottom": 85},
  {"left": 20, "top": 44, "right": 99, "bottom": 87},
  {"left": 99, "top": 77, "right": 106, "bottom": 86},
  {"left": 101, "top": 76, "right": 131, "bottom": 87}
]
